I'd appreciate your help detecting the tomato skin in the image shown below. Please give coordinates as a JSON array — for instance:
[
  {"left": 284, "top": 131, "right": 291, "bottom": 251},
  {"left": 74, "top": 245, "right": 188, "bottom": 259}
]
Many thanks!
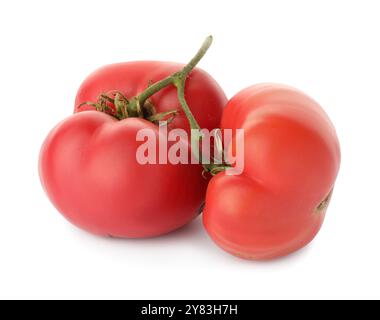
[
  {"left": 40, "top": 63, "right": 227, "bottom": 237},
  {"left": 203, "top": 84, "right": 340, "bottom": 260},
  {"left": 75, "top": 61, "right": 227, "bottom": 135}
]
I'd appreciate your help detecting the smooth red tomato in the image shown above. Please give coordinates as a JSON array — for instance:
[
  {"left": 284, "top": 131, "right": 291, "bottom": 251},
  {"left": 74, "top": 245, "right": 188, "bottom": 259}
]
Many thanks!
[
  {"left": 40, "top": 62, "right": 227, "bottom": 237},
  {"left": 203, "top": 84, "right": 340, "bottom": 260}
]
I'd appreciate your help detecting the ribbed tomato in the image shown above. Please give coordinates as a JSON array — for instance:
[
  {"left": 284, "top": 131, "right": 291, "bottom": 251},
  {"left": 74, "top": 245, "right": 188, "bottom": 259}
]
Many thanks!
[{"left": 203, "top": 84, "right": 340, "bottom": 259}]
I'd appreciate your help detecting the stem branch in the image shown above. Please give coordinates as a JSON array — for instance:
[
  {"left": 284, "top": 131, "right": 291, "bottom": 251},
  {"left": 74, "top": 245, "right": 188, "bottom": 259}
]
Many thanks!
[
  {"left": 174, "top": 77, "right": 200, "bottom": 130},
  {"left": 128, "top": 36, "right": 213, "bottom": 115}
]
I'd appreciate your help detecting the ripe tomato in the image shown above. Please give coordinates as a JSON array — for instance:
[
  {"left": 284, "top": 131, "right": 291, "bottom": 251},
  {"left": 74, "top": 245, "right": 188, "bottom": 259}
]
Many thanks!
[
  {"left": 203, "top": 84, "right": 340, "bottom": 260},
  {"left": 40, "top": 62, "right": 226, "bottom": 237}
]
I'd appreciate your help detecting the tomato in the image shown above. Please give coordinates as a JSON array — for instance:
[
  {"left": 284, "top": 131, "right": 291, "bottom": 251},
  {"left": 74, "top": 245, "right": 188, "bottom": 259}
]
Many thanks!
[
  {"left": 74, "top": 62, "right": 225, "bottom": 135},
  {"left": 203, "top": 84, "right": 340, "bottom": 260},
  {"left": 39, "top": 62, "right": 226, "bottom": 237}
]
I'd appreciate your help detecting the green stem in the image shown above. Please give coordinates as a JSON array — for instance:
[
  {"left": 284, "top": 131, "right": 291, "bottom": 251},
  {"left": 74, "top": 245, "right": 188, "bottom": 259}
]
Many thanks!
[
  {"left": 179, "top": 35, "right": 213, "bottom": 81},
  {"left": 128, "top": 36, "right": 213, "bottom": 115},
  {"left": 174, "top": 77, "right": 200, "bottom": 130},
  {"left": 135, "top": 77, "right": 174, "bottom": 107}
]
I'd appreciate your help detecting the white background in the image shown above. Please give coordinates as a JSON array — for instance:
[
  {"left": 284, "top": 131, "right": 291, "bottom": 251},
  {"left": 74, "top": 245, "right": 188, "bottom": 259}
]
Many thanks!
[{"left": 0, "top": 0, "right": 379, "bottom": 300}]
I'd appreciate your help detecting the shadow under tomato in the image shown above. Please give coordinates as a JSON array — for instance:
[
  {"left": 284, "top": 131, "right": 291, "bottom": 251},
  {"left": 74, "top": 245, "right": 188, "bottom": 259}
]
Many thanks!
[
  {"left": 67, "top": 214, "right": 207, "bottom": 245},
  {"left": 66, "top": 214, "right": 315, "bottom": 265}
]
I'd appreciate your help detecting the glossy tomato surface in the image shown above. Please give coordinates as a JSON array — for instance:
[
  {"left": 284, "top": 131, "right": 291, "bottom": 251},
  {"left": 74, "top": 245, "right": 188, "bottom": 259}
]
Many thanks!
[
  {"left": 40, "top": 63, "right": 227, "bottom": 237},
  {"left": 203, "top": 84, "right": 340, "bottom": 260}
]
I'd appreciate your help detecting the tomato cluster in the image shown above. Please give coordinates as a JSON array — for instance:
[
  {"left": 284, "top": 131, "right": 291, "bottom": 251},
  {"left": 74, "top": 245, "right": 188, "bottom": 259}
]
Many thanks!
[{"left": 39, "top": 37, "right": 340, "bottom": 260}]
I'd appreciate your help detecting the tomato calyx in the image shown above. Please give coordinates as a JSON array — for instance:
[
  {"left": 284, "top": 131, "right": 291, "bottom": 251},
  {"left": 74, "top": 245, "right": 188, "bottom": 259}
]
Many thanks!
[
  {"left": 79, "top": 91, "right": 130, "bottom": 120},
  {"left": 79, "top": 91, "right": 178, "bottom": 124}
]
